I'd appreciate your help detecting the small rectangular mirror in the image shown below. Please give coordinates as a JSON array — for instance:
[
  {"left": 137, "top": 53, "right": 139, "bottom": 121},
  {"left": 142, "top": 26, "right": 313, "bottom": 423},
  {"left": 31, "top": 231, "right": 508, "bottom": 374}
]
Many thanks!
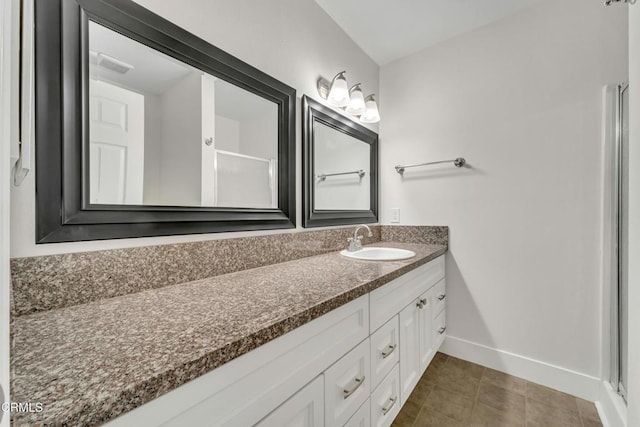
[{"left": 302, "top": 96, "right": 378, "bottom": 227}]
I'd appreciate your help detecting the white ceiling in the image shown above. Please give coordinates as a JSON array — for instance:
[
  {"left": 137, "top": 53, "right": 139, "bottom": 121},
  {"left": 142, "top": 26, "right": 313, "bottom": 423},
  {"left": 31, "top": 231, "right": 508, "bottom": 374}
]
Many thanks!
[{"left": 314, "top": 0, "right": 544, "bottom": 65}]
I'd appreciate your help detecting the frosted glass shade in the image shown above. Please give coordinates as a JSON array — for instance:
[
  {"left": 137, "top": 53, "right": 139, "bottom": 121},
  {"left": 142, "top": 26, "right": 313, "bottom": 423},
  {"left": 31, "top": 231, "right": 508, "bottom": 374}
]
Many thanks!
[
  {"left": 360, "top": 95, "right": 380, "bottom": 123},
  {"left": 327, "top": 72, "right": 349, "bottom": 108},
  {"left": 345, "top": 84, "right": 366, "bottom": 116}
]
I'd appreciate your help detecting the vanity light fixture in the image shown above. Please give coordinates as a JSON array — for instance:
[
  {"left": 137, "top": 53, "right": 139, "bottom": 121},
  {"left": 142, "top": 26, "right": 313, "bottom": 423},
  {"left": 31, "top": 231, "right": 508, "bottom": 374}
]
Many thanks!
[
  {"left": 360, "top": 94, "right": 380, "bottom": 124},
  {"left": 345, "top": 83, "right": 366, "bottom": 116},
  {"left": 317, "top": 71, "right": 380, "bottom": 123},
  {"left": 326, "top": 71, "right": 349, "bottom": 107}
]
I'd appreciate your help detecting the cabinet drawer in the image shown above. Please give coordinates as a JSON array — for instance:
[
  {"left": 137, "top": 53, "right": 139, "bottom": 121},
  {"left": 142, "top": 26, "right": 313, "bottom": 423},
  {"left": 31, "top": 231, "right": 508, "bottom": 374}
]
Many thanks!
[
  {"left": 434, "top": 310, "right": 446, "bottom": 349},
  {"left": 325, "top": 338, "right": 371, "bottom": 426},
  {"left": 432, "top": 278, "right": 446, "bottom": 317},
  {"left": 370, "top": 256, "right": 445, "bottom": 332},
  {"left": 370, "top": 316, "right": 399, "bottom": 390},
  {"left": 371, "top": 364, "right": 401, "bottom": 427},
  {"left": 344, "top": 399, "right": 370, "bottom": 427},
  {"left": 256, "top": 375, "right": 324, "bottom": 427}
]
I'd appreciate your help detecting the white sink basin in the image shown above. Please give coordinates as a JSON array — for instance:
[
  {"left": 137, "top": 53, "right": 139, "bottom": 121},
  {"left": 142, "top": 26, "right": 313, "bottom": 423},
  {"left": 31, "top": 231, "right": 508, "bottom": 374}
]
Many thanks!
[{"left": 340, "top": 247, "right": 416, "bottom": 261}]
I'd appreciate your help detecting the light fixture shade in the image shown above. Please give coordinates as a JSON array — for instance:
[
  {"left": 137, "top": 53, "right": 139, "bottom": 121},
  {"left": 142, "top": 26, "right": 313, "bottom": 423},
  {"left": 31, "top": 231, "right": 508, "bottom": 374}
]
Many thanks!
[
  {"left": 327, "top": 71, "right": 349, "bottom": 108},
  {"left": 360, "top": 94, "right": 380, "bottom": 123},
  {"left": 345, "top": 84, "right": 366, "bottom": 116}
]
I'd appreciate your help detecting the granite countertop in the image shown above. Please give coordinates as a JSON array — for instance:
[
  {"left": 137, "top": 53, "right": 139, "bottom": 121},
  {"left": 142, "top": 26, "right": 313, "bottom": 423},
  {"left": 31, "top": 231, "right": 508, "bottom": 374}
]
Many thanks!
[{"left": 11, "top": 242, "right": 446, "bottom": 426}]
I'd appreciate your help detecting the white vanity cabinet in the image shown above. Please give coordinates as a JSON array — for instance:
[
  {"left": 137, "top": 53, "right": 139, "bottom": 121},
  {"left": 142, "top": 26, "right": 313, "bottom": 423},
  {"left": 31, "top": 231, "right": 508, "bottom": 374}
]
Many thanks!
[
  {"left": 256, "top": 375, "right": 325, "bottom": 427},
  {"left": 106, "top": 255, "right": 446, "bottom": 427}
]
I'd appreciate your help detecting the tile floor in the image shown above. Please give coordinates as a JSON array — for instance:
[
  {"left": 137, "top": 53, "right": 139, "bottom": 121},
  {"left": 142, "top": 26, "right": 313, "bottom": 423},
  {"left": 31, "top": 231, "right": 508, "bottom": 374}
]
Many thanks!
[{"left": 392, "top": 352, "right": 603, "bottom": 427}]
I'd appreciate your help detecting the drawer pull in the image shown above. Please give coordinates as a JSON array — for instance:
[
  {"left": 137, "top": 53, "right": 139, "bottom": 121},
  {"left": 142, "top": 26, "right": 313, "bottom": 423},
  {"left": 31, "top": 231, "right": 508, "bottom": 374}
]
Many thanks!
[
  {"left": 382, "top": 396, "right": 398, "bottom": 415},
  {"left": 343, "top": 376, "right": 365, "bottom": 399},
  {"left": 438, "top": 294, "right": 446, "bottom": 301},
  {"left": 381, "top": 344, "right": 397, "bottom": 359},
  {"left": 438, "top": 326, "right": 447, "bottom": 335},
  {"left": 416, "top": 298, "right": 427, "bottom": 309}
]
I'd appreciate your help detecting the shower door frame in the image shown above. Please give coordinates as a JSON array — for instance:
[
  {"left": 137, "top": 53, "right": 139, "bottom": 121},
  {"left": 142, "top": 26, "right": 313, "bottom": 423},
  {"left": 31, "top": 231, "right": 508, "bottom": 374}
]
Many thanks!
[{"left": 610, "top": 82, "right": 629, "bottom": 402}]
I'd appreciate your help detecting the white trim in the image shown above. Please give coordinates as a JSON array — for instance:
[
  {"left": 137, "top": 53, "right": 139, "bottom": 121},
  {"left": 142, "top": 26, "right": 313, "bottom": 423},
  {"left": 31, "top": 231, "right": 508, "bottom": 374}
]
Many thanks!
[
  {"left": 440, "top": 335, "right": 600, "bottom": 401},
  {"left": 598, "top": 380, "right": 627, "bottom": 427},
  {"left": 0, "top": 0, "right": 17, "bottom": 425},
  {"left": 0, "top": 0, "right": 17, "bottom": 424}
]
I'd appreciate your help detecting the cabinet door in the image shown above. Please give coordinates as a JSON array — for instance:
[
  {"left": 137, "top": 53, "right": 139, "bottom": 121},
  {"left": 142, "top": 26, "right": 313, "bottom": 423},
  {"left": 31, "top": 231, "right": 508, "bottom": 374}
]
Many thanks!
[
  {"left": 399, "top": 300, "right": 421, "bottom": 404},
  {"left": 256, "top": 375, "right": 324, "bottom": 427},
  {"left": 418, "top": 290, "right": 434, "bottom": 374}
]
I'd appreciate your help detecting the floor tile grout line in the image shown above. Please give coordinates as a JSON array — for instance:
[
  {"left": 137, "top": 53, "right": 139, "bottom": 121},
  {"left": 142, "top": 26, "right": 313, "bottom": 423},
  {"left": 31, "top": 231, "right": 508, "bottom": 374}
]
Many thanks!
[
  {"left": 577, "top": 397, "right": 586, "bottom": 427},
  {"left": 524, "top": 386, "right": 528, "bottom": 426},
  {"left": 468, "top": 366, "right": 485, "bottom": 423}
]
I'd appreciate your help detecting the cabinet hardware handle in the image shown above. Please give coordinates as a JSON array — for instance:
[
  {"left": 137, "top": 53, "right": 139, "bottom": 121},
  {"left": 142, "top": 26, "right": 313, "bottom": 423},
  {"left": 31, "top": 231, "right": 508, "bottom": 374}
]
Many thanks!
[
  {"left": 438, "top": 326, "right": 447, "bottom": 334},
  {"left": 343, "top": 376, "right": 365, "bottom": 399},
  {"left": 416, "top": 298, "right": 427, "bottom": 309},
  {"left": 438, "top": 294, "right": 446, "bottom": 301},
  {"left": 381, "top": 344, "right": 397, "bottom": 359},
  {"left": 382, "top": 396, "right": 398, "bottom": 415}
]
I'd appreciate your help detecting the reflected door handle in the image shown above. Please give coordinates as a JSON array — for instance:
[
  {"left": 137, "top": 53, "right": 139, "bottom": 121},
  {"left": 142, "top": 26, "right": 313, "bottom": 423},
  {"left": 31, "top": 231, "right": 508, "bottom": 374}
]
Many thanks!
[
  {"left": 204, "top": 137, "right": 213, "bottom": 146},
  {"left": 438, "top": 326, "right": 447, "bottom": 335},
  {"left": 438, "top": 294, "right": 446, "bottom": 301}
]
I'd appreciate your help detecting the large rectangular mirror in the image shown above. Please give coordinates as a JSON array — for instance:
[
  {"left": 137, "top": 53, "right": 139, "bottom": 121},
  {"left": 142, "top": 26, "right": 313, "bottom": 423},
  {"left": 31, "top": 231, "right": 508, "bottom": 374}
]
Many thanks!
[
  {"left": 302, "top": 96, "right": 378, "bottom": 227},
  {"left": 35, "top": 0, "right": 295, "bottom": 242},
  {"left": 88, "top": 21, "right": 278, "bottom": 208}
]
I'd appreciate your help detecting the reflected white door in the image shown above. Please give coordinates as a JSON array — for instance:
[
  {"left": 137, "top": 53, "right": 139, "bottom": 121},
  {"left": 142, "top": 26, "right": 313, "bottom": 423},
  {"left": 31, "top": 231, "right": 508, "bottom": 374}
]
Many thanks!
[{"left": 89, "top": 79, "right": 144, "bottom": 204}]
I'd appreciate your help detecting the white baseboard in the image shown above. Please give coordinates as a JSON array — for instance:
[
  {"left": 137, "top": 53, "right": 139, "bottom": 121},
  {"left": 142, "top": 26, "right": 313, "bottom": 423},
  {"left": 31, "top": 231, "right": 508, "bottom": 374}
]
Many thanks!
[
  {"left": 440, "top": 336, "right": 600, "bottom": 401},
  {"left": 597, "top": 380, "right": 627, "bottom": 427}
]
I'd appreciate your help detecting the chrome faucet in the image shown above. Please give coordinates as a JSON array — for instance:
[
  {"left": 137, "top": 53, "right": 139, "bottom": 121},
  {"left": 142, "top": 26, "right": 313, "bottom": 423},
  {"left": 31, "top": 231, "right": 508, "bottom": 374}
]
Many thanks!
[{"left": 347, "top": 224, "right": 373, "bottom": 252}]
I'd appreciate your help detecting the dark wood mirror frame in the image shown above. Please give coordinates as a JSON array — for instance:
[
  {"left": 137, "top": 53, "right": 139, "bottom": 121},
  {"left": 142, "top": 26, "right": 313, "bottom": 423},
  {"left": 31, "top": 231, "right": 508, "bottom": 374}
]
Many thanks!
[
  {"left": 35, "top": 0, "right": 296, "bottom": 243},
  {"left": 302, "top": 96, "right": 378, "bottom": 228}
]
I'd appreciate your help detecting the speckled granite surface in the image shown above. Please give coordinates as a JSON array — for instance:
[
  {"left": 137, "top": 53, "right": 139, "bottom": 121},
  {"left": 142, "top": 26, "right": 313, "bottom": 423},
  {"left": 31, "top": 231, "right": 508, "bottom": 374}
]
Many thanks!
[
  {"left": 11, "top": 226, "right": 448, "bottom": 317},
  {"left": 381, "top": 225, "right": 448, "bottom": 245},
  {"left": 11, "top": 242, "right": 446, "bottom": 426},
  {"left": 11, "top": 227, "right": 381, "bottom": 317}
]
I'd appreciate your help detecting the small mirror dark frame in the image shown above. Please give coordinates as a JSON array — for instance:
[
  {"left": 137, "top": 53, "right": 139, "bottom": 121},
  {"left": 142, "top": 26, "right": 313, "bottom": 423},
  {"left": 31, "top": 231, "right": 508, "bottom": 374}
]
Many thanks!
[
  {"left": 302, "top": 96, "right": 378, "bottom": 228},
  {"left": 35, "top": 0, "right": 296, "bottom": 243}
]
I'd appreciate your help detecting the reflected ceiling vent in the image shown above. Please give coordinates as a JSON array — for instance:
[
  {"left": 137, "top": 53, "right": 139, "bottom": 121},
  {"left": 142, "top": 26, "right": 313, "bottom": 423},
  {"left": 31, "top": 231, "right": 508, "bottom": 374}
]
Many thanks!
[{"left": 90, "top": 51, "right": 134, "bottom": 74}]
